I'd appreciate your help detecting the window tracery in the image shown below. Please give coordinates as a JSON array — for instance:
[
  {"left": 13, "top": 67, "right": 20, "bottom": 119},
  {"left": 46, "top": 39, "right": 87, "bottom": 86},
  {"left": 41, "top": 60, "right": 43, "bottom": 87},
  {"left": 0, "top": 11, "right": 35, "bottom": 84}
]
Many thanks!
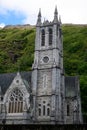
[
  {"left": 38, "top": 101, "right": 50, "bottom": 117},
  {"left": 8, "top": 88, "right": 23, "bottom": 113}
]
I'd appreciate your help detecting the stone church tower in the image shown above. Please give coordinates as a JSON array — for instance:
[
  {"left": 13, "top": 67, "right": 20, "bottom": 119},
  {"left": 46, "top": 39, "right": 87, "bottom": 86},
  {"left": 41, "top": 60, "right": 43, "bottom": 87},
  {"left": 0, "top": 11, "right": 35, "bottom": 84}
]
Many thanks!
[
  {"left": 0, "top": 7, "right": 83, "bottom": 124},
  {"left": 32, "top": 7, "right": 65, "bottom": 124}
]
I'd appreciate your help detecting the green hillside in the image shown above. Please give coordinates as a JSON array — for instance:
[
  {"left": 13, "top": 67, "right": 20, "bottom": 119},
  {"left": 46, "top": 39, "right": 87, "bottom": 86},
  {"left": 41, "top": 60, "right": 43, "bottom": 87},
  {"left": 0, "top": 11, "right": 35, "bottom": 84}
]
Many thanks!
[
  {"left": 0, "top": 24, "right": 87, "bottom": 121},
  {"left": 62, "top": 24, "right": 87, "bottom": 121}
]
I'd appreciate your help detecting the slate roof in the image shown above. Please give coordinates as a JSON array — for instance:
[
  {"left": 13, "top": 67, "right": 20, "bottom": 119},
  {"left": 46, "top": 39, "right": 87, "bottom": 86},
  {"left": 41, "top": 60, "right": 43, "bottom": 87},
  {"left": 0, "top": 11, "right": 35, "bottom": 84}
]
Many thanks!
[
  {"left": 0, "top": 71, "right": 32, "bottom": 94},
  {"left": 65, "top": 76, "right": 79, "bottom": 97},
  {"left": 0, "top": 71, "right": 79, "bottom": 98}
]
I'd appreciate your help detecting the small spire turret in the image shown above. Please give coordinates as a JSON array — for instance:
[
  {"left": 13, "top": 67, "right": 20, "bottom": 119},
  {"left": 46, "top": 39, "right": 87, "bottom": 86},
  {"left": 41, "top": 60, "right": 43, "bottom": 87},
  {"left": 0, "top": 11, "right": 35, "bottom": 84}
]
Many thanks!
[
  {"left": 54, "top": 6, "right": 58, "bottom": 23},
  {"left": 37, "top": 9, "right": 41, "bottom": 26},
  {"left": 59, "top": 15, "right": 62, "bottom": 25}
]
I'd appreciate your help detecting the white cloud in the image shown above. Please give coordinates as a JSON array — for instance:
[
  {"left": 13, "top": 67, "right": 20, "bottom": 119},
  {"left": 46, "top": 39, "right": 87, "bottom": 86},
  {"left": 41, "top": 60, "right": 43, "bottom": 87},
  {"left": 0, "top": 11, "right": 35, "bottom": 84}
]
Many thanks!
[
  {"left": 0, "top": 0, "right": 87, "bottom": 24},
  {"left": 0, "top": 23, "right": 5, "bottom": 28}
]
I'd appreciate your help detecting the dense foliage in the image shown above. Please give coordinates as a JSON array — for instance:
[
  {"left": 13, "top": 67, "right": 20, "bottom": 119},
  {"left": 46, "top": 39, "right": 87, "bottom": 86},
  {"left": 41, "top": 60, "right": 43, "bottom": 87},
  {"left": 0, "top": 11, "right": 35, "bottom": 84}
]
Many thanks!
[
  {"left": 0, "top": 27, "right": 35, "bottom": 72},
  {"left": 62, "top": 25, "right": 87, "bottom": 122},
  {"left": 0, "top": 24, "right": 87, "bottom": 121}
]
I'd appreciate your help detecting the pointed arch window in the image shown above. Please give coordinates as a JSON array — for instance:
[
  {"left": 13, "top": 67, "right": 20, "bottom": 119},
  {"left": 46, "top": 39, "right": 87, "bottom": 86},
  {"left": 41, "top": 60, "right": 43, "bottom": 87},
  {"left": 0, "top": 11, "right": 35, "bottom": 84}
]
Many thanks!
[
  {"left": 49, "top": 28, "right": 53, "bottom": 45},
  {"left": 38, "top": 104, "right": 41, "bottom": 116},
  {"left": 47, "top": 107, "right": 50, "bottom": 116},
  {"left": 67, "top": 104, "right": 70, "bottom": 116},
  {"left": 41, "top": 29, "right": 45, "bottom": 46},
  {"left": 38, "top": 108, "right": 41, "bottom": 116},
  {"left": 8, "top": 88, "right": 23, "bottom": 113},
  {"left": 43, "top": 105, "right": 46, "bottom": 116},
  {"left": 38, "top": 101, "right": 50, "bottom": 117}
]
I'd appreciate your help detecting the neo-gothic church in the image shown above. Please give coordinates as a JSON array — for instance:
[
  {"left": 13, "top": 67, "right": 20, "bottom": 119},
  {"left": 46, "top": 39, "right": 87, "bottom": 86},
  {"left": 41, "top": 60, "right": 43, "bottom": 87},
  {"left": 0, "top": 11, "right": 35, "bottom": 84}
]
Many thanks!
[{"left": 0, "top": 7, "right": 83, "bottom": 124}]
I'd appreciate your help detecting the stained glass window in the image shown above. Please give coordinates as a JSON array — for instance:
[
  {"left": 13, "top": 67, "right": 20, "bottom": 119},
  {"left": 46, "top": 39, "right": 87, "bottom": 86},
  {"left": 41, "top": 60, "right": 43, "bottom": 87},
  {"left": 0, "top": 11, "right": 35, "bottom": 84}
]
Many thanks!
[{"left": 8, "top": 88, "right": 23, "bottom": 113}]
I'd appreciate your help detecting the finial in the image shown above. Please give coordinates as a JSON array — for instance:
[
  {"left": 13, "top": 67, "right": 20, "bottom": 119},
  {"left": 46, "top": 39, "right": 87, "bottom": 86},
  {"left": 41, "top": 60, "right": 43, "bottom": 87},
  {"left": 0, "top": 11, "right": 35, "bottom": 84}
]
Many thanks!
[
  {"left": 38, "top": 8, "right": 41, "bottom": 17},
  {"left": 32, "top": 60, "right": 38, "bottom": 69},
  {"left": 17, "top": 71, "right": 20, "bottom": 76},
  {"left": 54, "top": 5, "right": 58, "bottom": 15},
  {"left": 53, "top": 58, "right": 56, "bottom": 67}
]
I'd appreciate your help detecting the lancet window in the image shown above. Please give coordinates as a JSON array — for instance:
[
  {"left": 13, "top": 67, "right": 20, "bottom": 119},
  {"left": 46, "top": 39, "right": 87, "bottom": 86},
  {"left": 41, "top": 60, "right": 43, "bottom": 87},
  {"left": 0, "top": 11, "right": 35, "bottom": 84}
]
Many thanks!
[
  {"left": 49, "top": 28, "right": 53, "bottom": 45},
  {"left": 67, "top": 104, "right": 70, "bottom": 116},
  {"left": 41, "top": 29, "right": 45, "bottom": 46}
]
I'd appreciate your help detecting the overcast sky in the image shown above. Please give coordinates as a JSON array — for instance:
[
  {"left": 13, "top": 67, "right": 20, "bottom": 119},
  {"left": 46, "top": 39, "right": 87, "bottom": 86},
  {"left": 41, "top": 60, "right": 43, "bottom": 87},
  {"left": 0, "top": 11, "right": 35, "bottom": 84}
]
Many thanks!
[{"left": 0, "top": 0, "right": 87, "bottom": 27}]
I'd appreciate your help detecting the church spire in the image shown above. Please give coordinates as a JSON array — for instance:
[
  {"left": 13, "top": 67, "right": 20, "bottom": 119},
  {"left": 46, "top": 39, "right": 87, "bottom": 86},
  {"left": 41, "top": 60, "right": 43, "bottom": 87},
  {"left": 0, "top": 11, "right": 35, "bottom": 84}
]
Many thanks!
[
  {"left": 36, "top": 8, "right": 41, "bottom": 26},
  {"left": 54, "top": 6, "right": 58, "bottom": 23}
]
